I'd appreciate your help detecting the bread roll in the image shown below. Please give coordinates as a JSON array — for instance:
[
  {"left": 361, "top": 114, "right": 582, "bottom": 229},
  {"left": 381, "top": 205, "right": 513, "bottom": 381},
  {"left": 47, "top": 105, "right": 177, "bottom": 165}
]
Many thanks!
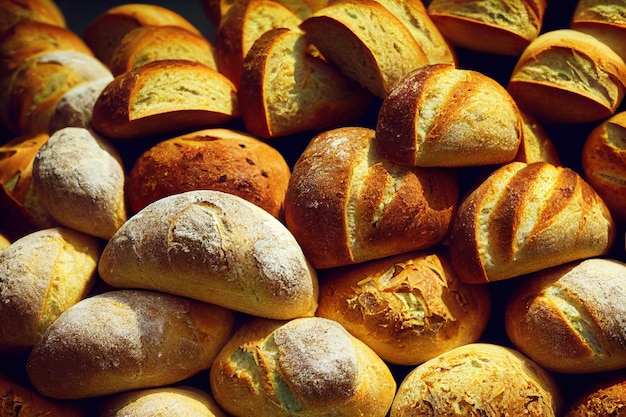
[
  {"left": 239, "top": 27, "right": 372, "bottom": 138},
  {"left": 91, "top": 59, "right": 239, "bottom": 140},
  {"left": 316, "top": 248, "right": 491, "bottom": 365},
  {"left": 390, "top": 343, "right": 562, "bottom": 416},
  {"left": 201, "top": 0, "right": 327, "bottom": 26},
  {"left": 48, "top": 78, "right": 111, "bottom": 133},
  {"left": 508, "top": 29, "right": 626, "bottom": 124},
  {"left": 0, "top": 0, "right": 65, "bottom": 37},
  {"left": 448, "top": 161, "right": 616, "bottom": 283},
  {"left": 513, "top": 111, "right": 562, "bottom": 165},
  {"left": 582, "top": 111, "right": 626, "bottom": 223},
  {"left": 26, "top": 289, "right": 236, "bottom": 399},
  {"left": 32, "top": 127, "right": 127, "bottom": 240},
  {"left": 571, "top": 0, "right": 626, "bottom": 63},
  {"left": 565, "top": 374, "right": 626, "bottom": 416},
  {"left": 126, "top": 128, "right": 291, "bottom": 218},
  {"left": 505, "top": 258, "right": 626, "bottom": 374},
  {"left": 98, "top": 190, "right": 318, "bottom": 320},
  {"left": 0, "top": 227, "right": 100, "bottom": 352},
  {"left": 210, "top": 316, "right": 396, "bottom": 417},
  {"left": 375, "top": 63, "right": 522, "bottom": 167},
  {"left": 284, "top": 126, "right": 459, "bottom": 269}
]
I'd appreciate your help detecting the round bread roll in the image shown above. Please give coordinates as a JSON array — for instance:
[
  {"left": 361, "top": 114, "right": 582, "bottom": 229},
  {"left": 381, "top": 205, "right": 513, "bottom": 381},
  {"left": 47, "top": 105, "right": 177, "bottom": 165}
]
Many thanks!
[
  {"left": 375, "top": 63, "right": 523, "bottom": 167},
  {"left": 0, "top": 0, "right": 65, "bottom": 37},
  {"left": 98, "top": 190, "right": 318, "bottom": 320},
  {"left": 505, "top": 258, "right": 626, "bottom": 374},
  {"left": 284, "top": 126, "right": 459, "bottom": 269},
  {"left": 571, "top": 0, "right": 626, "bottom": 63},
  {"left": 0, "top": 227, "right": 100, "bottom": 352},
  {"left": 210, "top": 316, "right": 396, "bottom": 417},
  {"left": 126, "top": 128, "right": 291, "bottom": 218},
  {"left": 565, "top": 374, "right": 626, "bottom": 416},
  {"left": 32, "top": 127, "right": 127, "bottom": 240},
  {"left": 47, "top": 78, "right": 111, "bottom": 134},
  {"left": 316, "top": 248, "right": 491, "bottom": 365},
  {"left": 389, "top": 343, "right": 562, "bottom": 416},
  {"left": 26, "top": 289, "right": 237, "bottom": 400},
  {"left": 582, "top": 111, "right": 626, "bottom": 223},
  {"left": 508, "top": 29, "right": 626, "bottom": 124}
]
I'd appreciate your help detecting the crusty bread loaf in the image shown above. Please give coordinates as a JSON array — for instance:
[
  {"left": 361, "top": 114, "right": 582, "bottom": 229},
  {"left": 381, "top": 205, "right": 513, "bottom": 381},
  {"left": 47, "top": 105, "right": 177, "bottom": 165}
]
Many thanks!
[
  {"left": 284, "top": 126, "right": 459, "bottom": 269},
  {"left": 48, "top": 78, "right": 111, "bottom": 133},
  {"left": 239, "top": 27, "right": 372, "bottom": 138},
  {"left": 375, "top": 63, "right": 522, "bottom": 167},
  {"left": 26, "top": 289, "right": 237, "bottom": 399},
  {"left": 0, "top": 0, "right": 65, "bottom": 37},
  {"left": 427, "top": 0, "right": 547, "bottom": 55},
  {"left": 565, "top": 374, "right": 626, "bottom": 416},
  {"left": 0, "top": 227, "right": 99, "bottom": 352},
  {"left": 126, "top": 128, "right": 291, "bottom": 218},
  {"left": 582, "top": 111, "right": 626, "bottom": 223},
  {"left": 91, "top": 59, "right": 239, "bottom": 140},
  {"left": 210, "top": 316, "right": 396, "bottom": 417},
  {"left": 98, "top": 190, "right": 319, "bottom": 320},
  {"left": 109, "top": 25, "right": 217, "bottom": 77},
  {"left": 508, "top": 29, "right": 626, "bottom": 124},
  {"left": 571, "top": 0, "right": 626, "bottom": 63},
  {"left": 32, "top": 127, "right": 127, "bottom": 240},
  {"left": 448, "top": 161, "right": 616, "bottom": 283},
  {"left": 514, "top": 111, "right": 562, "bottom": 165},
  {"left": 390, "top": 343, "right": 562, "bottom": 416},
  {"left": 505, "top": 258, "right": 626, "bottom": 374},
  {"left": 316, "top": 248, "right": 491, "bottom": 365}
]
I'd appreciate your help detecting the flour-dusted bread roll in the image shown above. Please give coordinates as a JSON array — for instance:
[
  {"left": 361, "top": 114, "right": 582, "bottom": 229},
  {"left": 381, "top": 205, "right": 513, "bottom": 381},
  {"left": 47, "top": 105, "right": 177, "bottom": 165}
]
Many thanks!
[
  {"left": 210, "top": 316, "right": 396, "bottom": 417},
  {"left": 448, "top": 161, "right": 616, "bottom": 283},
  {"left": 565, "top": 374, "right": 626, "bottom": 416},
  {"left": 513, "top": 111, "right": 562, "bottom": 165},
  {"left": 91, "top": 59, "right": 239, "bottom": 140},
  {"left": 427, "top": 0, "right": 547, "bottom": 55},
  {"left": 26, "top": 289, "right": 237, "bottom": 399},
  {"left": 316, "top": 248, "right": 491, "bottom": 365},
  {"left": 284, "top": 126, "right": 459, "bottom": 269},
  {"left": 582, "top": 111, "right": 626, "bottom": 223},
  {"left": 571, "top": 0, "right": 626, "bottom": 63},
  {"left": 32, "top": 127, "right": 127, "bottom": 240},
  {"left": 99, "top": 386, "right": 227, "bottom": 417},
  {"left": 0, "top": 227, "right": 99, "bottom": 352},
  {"left": 0, "top": 0, "right": 65, "bottom": 37},
  {"left": 390, "top": 343, "right": 562, "bottom": 416},
  {"left": 505, "top": 258, "right": 626, "bottom": 374},
  {"left": 48, "top": 78, "right": 111, "bottom": 133},
  {"left": 239, "top": 27, "right": 372, "bottom": 138},
  {"left": 375, "top": 63, "right": 522, "bottom": 167},
  {"left": 126, "top": 128, "right": 291, "bottom": 218},
  {"left": 508, "top": 29, "right": 626, "bottom": 124},
  {"left": 98, "top": 190, "right": 318, "bottom": 320}
]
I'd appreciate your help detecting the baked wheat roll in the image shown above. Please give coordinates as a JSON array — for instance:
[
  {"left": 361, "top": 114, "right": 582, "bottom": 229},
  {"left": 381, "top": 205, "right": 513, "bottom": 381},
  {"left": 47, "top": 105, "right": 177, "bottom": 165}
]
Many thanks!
[
  {"left": 448, "top": 161, "right": 616, "bottom": 283},
  {"left": 571, "top": 0, "right": 626, "bottom": 63},
  {"left": 0, "top": 0, "right": 65, "bottom": 37}
]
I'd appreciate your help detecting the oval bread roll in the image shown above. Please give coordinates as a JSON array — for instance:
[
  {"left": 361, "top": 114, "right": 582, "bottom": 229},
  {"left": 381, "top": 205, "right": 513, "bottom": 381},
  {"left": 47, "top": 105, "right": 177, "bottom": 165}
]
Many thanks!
[
  {"left": 26, "top": 289, "right": 237, "bottom": 399},
  {"left": 571, "top": 0, "right": 626, "bottom": 63},
  {"left": 98, "top": 190, "right": 318, "bottom": 320},
  {"left": 0, "top": 0, "right": 66, "bottom": 37}
]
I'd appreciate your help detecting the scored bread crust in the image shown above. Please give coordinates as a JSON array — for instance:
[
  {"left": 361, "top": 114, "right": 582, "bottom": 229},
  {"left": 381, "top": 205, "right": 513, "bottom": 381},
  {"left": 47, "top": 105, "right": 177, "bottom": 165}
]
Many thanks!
[{"left": 571, "top": 0, "right": 626, "bottom": 63}]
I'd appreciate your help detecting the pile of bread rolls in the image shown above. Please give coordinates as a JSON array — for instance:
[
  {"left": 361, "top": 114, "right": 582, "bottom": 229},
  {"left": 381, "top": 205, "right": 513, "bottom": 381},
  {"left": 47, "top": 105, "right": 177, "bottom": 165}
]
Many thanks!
[{"left": 1, "top": 0, "right": 625, "bottom": 416}]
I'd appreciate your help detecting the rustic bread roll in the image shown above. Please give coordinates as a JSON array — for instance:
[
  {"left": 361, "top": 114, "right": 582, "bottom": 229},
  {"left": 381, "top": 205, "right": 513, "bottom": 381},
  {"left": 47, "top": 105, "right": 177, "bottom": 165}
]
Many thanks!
[
  {"left": 32, "top": 127, "right": 127, "bottom": 240},
  {"left": 126, "top": 128, "right": 291, "bottom": 218},
  {"left": 375, "top": 63, "right": 523, "bottom": 167},
  {"left": 210, "top": 316, "right": 396, "bottom": 417},
  {"left": 571, "top": 0, "right": 626, "bottom": 63},
  {"left": 390, "top": 343, "right": 562, "bottom": 416},
  {"left": 582, "top": 111, "right": 626, "bottom": 223},
  {"left": 565, "top": 374, "right": 626, "bottom": 416},
  {"left": 98, "top": 190, "right": 318, "bottom": 320},
  {"left": 513, "top": 111, "right": 562, "bottom": 165},
  {"left": 239, "top": 27, "right": 372, "bottom": 138},
  {"left": 508, "top": 29, "right": 626, "bottom": 124},
  {"left": 505, "top": 258, "right": 626, "bottom": 374},
  {"left": 99, "top": 386, "right": 227, "bottom": 417},
  {"left": 91, "top": 59, "right": 239, "bottom": 140},
  {"left": 316, "top": 248, "right": 491, "bottom": 365},
  {"left": 284, "top": 126, "right": 459, "bottom": 269},
  {"left": 109, "top": 25, "right": 217, "bottom": 77},
  {"left": 427, "top": 0, "right": 547, "bottom": 55},
  {"left": 0, "top": 0, "right": 65, "bottom": 37},
  {"left": 48, "top": 78, "right": 111, "bottom": 133},
  {"left": 0, "top": 227, "right": 100, "bottom": 353},
  {"left": 26, "top": 289, "right": 236, "bottom": 400},
  {"left": 448, "top": 161, "right": 616, "bottom": 284}
]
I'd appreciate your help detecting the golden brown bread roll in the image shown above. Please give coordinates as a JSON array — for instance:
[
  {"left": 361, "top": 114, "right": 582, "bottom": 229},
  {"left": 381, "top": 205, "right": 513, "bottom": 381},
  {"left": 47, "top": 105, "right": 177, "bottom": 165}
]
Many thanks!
[
  {"left": 571, "top": 0, "right": 626, "bottom": 63},
  {"left": 514, "top": 111, "right": 562, "bottom": 165},
  {"left": 201, "top": 0, "right": 327, "bottom": 26},
  {"left": 26, "top": 289, "right": 237, "bottom": 399},
  {"left": 505, "top": 258, "right": 626, "bottom": 374},
  {"left": 375, "top": 63, "right": 523, "bottom": 167},
  {"left": 284, "top": 126, "right": 459, "bottom": 269},
  {"left": 0, "top": 0, "right": 65, "bottom": 37},
  {"left": 210, "top": 316, "right": 396, "bottom": 417},
  {"left": 0, "top": 227, "right": 100, "bottom": 353},
  {"left": 126, "top": 128, "right": 291, "bottom": 218},
  {"left": 98, "top": 190, "right": 319, "bottom": 320},
  {"left": 390, "top": 343, "right": 562, "bottom": 416},
  {"left": 564, "top": 374, "right": 626, "bottom": 416},
  {"left": 315, "top": 248, "right": 491, "bottom": 365},
  {"left": 448, "top": 161, "right": 616, "bottom": 283},
  {"left": 91, "top": 59, "right": 239, "bottom": 140}
]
